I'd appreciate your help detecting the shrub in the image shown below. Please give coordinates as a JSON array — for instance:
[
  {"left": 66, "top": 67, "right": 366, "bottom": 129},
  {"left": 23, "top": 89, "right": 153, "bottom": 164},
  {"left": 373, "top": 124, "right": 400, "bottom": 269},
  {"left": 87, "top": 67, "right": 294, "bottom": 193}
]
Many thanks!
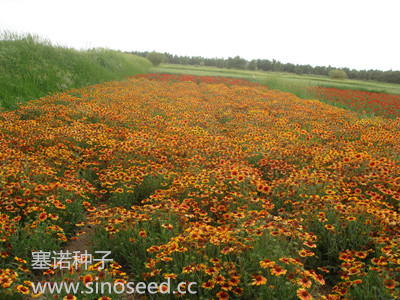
[
  {"left": 146, "top": 51, "right": 166, "bottom": 67},
  {"left": 329, "top": 69, "right": 348, "bottom": 79}
]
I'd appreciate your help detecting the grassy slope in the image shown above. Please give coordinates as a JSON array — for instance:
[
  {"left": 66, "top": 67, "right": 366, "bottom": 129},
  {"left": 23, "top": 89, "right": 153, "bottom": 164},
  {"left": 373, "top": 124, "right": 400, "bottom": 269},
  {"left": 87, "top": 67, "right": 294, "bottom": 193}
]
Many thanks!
[
  {"left": 152, "top": 64, "right": 400, "bottom": 99},
  {"left": 0, "top": 33, "right": 152, "bottom": 109}
]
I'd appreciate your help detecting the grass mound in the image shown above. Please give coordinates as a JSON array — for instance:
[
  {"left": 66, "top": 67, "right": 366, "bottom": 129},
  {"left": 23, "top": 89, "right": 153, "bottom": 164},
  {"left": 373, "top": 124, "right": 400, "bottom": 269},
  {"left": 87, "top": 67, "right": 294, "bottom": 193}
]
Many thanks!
[{"left": 0, "top": 31, "right": 152, "bottom": 109}]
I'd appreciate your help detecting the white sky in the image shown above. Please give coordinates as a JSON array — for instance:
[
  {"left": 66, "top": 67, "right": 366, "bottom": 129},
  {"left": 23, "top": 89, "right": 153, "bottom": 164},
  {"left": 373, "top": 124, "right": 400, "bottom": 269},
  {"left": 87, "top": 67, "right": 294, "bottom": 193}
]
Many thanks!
[{"left": 1, "top": 0, "right": 399, "bottom": 71}]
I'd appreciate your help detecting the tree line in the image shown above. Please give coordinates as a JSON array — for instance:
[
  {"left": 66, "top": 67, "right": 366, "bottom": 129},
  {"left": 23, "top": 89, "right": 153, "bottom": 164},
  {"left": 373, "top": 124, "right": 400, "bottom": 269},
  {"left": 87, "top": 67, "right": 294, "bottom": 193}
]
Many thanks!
[{"left": 130, "top": 51, "right": 400, "bottom": 84}]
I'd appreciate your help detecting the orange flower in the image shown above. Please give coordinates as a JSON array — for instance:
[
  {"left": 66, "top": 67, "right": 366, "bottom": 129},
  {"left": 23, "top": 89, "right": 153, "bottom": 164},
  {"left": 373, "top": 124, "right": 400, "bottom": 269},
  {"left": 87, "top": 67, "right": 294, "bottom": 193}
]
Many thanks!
[
  {"left": 159, "top": 285, "right": 169, "bottom": 293},
  {"left": 214, "top": 275, "right": 225, "bottom": 285},
  {"left": 314, "top": 274, "right": 325, "bottom": 285},
  {"left": 262, "top": 185, "right": 271, "bottom": 193},
  {"left": 270, "top": 264, "right": 287, "bottom": 276},
  {"left": 297, "top": 288, "right": 313, "bottom": 300},
  {"left": 384, "top": 279, "right": 396, "bottom": 289},
  {"left": 325, "top": 224, "right": 334, "bottom": 230},
  {"left": 217, "top": 290, "right": 229, "bottom": 300},
  {"left": 228, "top": 277, "right": 240, "bottom": 286},
  {"left": 147, "top": 245, "right": 160, "bottom": 253},
  {"left": 38, "top": 212, "right": 47, "bottom": 222},
  {"left": 161, "top": 257, "right": 172, "bottom": 262},
  {"left": 232, "top": 286, "right": 244, "bottom": 295},
  {"left": 15, "top": 256, "right": 27, "bottom": 263},
  {"left": 161, "top": 223, "right": 174, "bottom": 230},
  {"left": 182, "top": 265, "right": 195, "bottom": 273},
  {"left": 205, "top": 267, "right": 218, "bottom": 275},
  {"left": 252, "top": 274, "right": 267, "bottom": 286},
  {"left": 303, "top": 241, "right": 316, "bottom": 248},
  {"left": 210, "top": 258, "right": 220, "bottom": 264},
  {"left": 221, "top": 246, "right": 233, "bottom": 254},
  {"left": 202, "top": 280, "right": 214, "bottom": 289},
  {"left": 163, "top": 273, "right": 177, "bottom": 280},
  {"left": 17, "top": 285, "right": 30, "bottom": 294},
  {"left": 299, "top": 249, "right": 315, "bottom": 257},
  {"left": 83, "top": 274, "right": 92, "bottom": 286},
  {"left": 260, "top": 259, "right": 275, "bottom": 268},
  {"left": 297, "top": 276, "right": 312, "bottom": 288},
  {"left": 221, "top": 282, "right": 232, "bottom": 291},
  {"left": 348, "top": 267, "right": 360, "bottom": 276}
]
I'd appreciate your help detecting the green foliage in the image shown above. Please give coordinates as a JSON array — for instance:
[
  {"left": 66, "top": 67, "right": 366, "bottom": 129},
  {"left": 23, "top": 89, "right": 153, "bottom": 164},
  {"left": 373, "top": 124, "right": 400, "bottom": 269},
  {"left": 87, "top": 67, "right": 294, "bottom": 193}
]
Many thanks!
[
  {"left": 146, "top": 52, "right": 166, "bottom": 67},
  {"left": 4, "top": 223, "right": 62, "bottom": 269},
  {"left": 109, "top": 174, "right": 167, "bottom": 208},
  {"left": 347, "top": 269, "right": 399, "bottom": 299},
  {"left": 226, "top": 56, "right": 247, "bottom": 70},
  {"left": 0, "top": 31, "right": 152, "bottom": 110},
  {"left": 329, "top": 69, "right": 349, "bottom": 80},
  {"left": 305, "top": 209, "right": 378, "bottom": 285},
  {"left": 247, "top": 59, "right": 257, "bottom": 71},
  {"left": 91, "top": 212, "right": 180, "bottom": 279}
]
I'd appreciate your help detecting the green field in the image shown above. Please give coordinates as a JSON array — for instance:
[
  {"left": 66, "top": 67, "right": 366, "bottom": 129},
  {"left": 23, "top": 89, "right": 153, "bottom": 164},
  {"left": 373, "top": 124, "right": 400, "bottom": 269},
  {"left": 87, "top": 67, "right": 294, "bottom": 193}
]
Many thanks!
[
  {"left": 0, "top": 32, "right": 152, "bottom": 110},
  {"left": 152, "top": 64, "right": 400, "bottom": 99}
]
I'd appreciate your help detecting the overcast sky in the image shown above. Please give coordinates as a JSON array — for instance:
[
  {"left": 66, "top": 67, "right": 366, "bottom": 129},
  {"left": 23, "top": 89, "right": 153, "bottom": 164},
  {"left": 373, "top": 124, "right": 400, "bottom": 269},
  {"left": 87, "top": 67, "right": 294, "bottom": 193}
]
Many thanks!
[{"left": 1, "top": 0, "right": 399, "bottom": 71}]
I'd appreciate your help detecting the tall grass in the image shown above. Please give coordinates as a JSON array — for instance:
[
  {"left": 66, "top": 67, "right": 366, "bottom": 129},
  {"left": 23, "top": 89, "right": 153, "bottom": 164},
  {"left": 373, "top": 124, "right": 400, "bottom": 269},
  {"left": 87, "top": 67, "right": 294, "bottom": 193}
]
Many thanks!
[{"left": 0, "top": 31, "right": 152, "bottom": 109}]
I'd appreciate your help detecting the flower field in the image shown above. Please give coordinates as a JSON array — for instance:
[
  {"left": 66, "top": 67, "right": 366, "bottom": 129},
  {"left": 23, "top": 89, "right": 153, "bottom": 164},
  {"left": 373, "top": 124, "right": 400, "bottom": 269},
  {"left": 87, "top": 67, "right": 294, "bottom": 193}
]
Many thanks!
[
  {"left": 311, "top": 87, "right": 400, "bottom": 119},
  {"left": 1, "top": 73, "right": 400, "bottom": 299}
]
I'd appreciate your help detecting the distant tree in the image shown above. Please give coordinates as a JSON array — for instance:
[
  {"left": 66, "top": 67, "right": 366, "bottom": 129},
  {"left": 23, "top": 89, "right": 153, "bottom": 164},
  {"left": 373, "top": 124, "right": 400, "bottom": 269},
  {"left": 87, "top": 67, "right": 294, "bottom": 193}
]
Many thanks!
[
  {"left": 283, "top": 63, "right": 295, "bottom": 73},
  {"left": 163, "top": 52, "right": 174, "bottom": 63},
  {"left": 314, "top": 66, "right": 328, "bottom": 76},
  {"left": 273, "top": 60, "right": 282, "bottom": 72},
  {"left": 303, "top": 64, "right": 313, "bottom": 74},
  {"left": 171, "top": 55, "right": 180, "bottom": 64},
  {"left": 294, "top": 65, "right": 303, "bottom": 75},
  {"left": 146, "top": 52, "right": 166, "bottom": 67},
  {"left": 204, "top": 58, "right": 217, "bottom": 67},
  {"left": 215, "top": 58, "right": 226, "bottom": 68},
  {"left": 329, "top": 69, "right": 348, "bottom": 79},
  {"left": 189, "top": 56, "right": 202, "bottom": 65},
  {"left": 257, "top": 59, "right": 273, "bottom": 71},
  {"left": 130, "top": 49, "right": 400, "bottom": 84},
  {"left": 181, "top": 56, "right": 190, "bottom": 65},
  {"left": 227, "top": 56, "right": 247, "bottom": 70},
  {"left": 247, "top": 60, "right": 257, "bottom": 71}
]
